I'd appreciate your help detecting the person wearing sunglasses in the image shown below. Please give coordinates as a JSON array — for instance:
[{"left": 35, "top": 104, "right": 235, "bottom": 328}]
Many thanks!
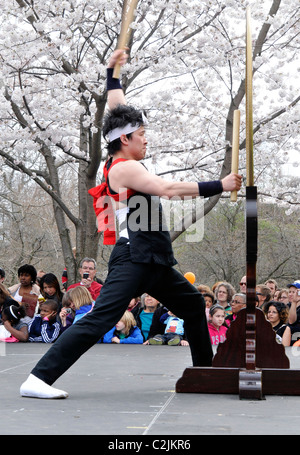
[
  {"left": 239, "top": 276, "right": 247, "bottom": 293},
  {"left": 256, "top": 284, "right": 271, "bottom": 310},
  {"left": 225, "top": 293, "right": 246, "bottom": 328}
]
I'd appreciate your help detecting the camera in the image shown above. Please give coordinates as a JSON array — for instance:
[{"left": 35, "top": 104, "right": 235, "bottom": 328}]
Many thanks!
[
  {"left": 65, "top": 308, "right": 72, "bottom": 314},
  {"left": 83, "top": 272, "right": 89, "bottom": 279}
]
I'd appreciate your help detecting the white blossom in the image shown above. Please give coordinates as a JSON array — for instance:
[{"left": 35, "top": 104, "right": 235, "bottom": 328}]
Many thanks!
[{"left": 0, "top": 0, "right": 298, "bottom": 213}]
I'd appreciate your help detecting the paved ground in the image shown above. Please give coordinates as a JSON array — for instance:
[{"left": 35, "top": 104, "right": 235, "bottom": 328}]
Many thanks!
[{"left": 1, "top": 342, "right": 300, "bottom": 438}]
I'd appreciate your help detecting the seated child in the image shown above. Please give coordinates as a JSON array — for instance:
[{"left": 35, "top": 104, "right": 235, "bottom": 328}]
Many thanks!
[
  {"left": 70, "top": 286, "right": 94, "bottom": 324},
  {"left": 148, "top": 311, "right": 189, "bottom": 346},
  {"left": 103, "top": 310, "right": 143, "bottom": 344},
  {"left": 0, "top": 305, "right": 28, "bottom": 342},
  {"left": 208, "top": 304, "right": 227, "bottom": 346},
  {"left": 28, "top": 300, "right": 61, "bottom": 343},
  {"left": 201, "top": 291, "right": 215, "bottom": 320},
  {"left": 59, "top": 290, "right": 76, "bottom": 332}
]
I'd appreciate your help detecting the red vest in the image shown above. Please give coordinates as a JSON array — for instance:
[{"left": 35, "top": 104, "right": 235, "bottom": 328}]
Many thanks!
[
  {"left": 88, "top": 158, "right": 135, "bottom": 245},
  {"left": 89, "top": 158, "right": 176, "bottom": 267}
]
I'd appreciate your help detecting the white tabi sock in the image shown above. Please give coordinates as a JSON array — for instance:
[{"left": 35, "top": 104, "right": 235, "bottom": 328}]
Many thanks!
[{"left": 20, "top": 374, "right": 68, "bottom": 399}]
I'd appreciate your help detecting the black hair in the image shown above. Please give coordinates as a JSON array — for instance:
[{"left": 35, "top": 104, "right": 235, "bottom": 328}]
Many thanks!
[
  {"left": 42, "top": 299, "right": 59, "bottom": 313},
  {"left": 3, "top": 305, "right": 26, "bottom": 324},
  {"left": 39, "top": 273, "right": 63, "bottom": 300},
  {"left": 264, "top": 300, "right": 289, "bottom": 323},
  {"left": 17, "top": 264, "right": 37, "bottom": 283},
  {"left": 102, "top": 104, "right": 146, "bottom": 156},
  {"left": 264, "top": 300, "right": 287, "bottom": 314},
  {"left": 0, "top": 268, "right": 5, "bottom": 278},
  {"left": 203, "top": 292, "right": 216, "bottom": 304}
]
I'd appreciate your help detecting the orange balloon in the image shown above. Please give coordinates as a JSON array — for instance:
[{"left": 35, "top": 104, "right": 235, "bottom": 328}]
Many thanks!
[{"left": 184, "top": 272, "right": 196, "bottom": 285}]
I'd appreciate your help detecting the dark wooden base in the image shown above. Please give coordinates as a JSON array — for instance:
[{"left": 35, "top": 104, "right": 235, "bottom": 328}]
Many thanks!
[
  {"left": 176, "top": 366, "right": 300, "bottom": 398},
  {"left": 212, "top": 307, "right": 290, "bottom": 369},
  {"left": 176, "top": 307, "right": 300, "bottom": 399}
]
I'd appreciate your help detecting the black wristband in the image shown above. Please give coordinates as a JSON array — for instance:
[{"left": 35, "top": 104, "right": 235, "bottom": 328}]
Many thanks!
[
  {"left": 107, "top": 68, "right": 122, "bottom": 91},
  {"left": 197, "top": 180, "right": 223, "bottom": 198}
]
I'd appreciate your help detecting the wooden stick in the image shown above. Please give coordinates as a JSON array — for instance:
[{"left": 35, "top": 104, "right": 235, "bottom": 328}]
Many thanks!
[
  {"left": 246, "top": 7, "right": 254, "bottom": 187},
  {"left": 113, "top": 0, "right": 139, "bottom": 79},
  {"left": 231, "top": 109, "right": 240, "bottom": 202}
]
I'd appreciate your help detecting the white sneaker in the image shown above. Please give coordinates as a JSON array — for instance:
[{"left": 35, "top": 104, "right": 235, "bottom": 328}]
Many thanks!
[{"left": 20, "top": 374, "right": 68, "bottom": 399}]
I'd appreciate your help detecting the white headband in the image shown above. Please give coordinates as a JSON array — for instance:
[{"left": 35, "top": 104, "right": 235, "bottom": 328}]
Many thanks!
[
  {"left": 9, "top": 306, "right": 18, "bottom": 319},
  {"left": 107, "top": 123, "right": 140, "bottom": 142},
  {"left": 106, "top": 112, "right": 148, "bottom": 143}
]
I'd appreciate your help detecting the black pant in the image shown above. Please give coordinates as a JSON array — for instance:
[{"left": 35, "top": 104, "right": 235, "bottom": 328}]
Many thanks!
[{"left": 31, "top": 240, "right": 213, "bottom": 385}]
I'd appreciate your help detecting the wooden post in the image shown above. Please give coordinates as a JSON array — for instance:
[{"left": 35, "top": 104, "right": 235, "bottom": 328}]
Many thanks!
[
  {"left": 230, "top": 109, "right": 240, "bottom": 202},
  {"left": 175, "top": 8, "right": 300, "bottom": 400},
  {"left": 113, "top": 0, "right": 139, "bottom": 79}
]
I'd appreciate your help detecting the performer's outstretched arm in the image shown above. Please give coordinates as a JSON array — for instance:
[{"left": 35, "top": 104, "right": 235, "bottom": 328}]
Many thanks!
[{"left": 109, "top": 158, "right": 242, "bottom": 200}]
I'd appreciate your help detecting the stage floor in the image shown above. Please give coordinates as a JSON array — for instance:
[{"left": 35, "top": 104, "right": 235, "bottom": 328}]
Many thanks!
[{"left": 1, "top": 343, "right": 300, "bottom": 436}]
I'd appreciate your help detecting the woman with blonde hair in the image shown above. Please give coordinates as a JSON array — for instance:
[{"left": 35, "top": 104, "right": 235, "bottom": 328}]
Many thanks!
[
  {"left": 103, "top": 310, "right": 143, "bottom": 344},
  {"left": 69, "top": 286, "right": 94, "bottom": 323}
]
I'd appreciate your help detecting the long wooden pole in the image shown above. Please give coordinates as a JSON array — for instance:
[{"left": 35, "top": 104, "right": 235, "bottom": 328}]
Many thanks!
[
  {"left": 244, "top": 7, "right": 258, "bottom": 383},
  {"left": 113, "top": 0, "right": 139, "bottom": 79},
  {"left": 230, "top": 109, "right": 240, "bottom": 202},
  {"left": 246, "top": 7, "right": 254, "bottom": 186}
]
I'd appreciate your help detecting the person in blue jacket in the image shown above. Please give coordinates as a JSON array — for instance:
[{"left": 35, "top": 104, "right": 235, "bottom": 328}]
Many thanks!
[
  {"left": 28, "top": 300, "right": 61, "bottom": 343},
  {"left": 69, "top": 286, "right": 94, "bottom": 324},
  {"left": 103, "top": 310, "right": 143, "bottom": 344}
]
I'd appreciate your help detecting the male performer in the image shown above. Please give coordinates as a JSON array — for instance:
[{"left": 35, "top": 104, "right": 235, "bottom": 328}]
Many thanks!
[{"left": 20, "top": 50, "right": 242, "bottom": 399}]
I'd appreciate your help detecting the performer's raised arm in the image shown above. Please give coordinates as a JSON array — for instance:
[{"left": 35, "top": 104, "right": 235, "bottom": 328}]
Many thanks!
[{"left": 107, "top": 49, "right": 128, "bottom": 109}]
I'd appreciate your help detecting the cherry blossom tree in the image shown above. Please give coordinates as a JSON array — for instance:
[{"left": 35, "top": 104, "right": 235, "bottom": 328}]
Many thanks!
[{"left": 0, "top": 0, "right": 299, "bottom": 282}]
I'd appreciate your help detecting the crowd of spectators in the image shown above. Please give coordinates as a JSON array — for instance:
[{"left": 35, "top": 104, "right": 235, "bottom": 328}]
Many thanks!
[{"left": 0, "top": 263, "right": 299, "bottom": 349}]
